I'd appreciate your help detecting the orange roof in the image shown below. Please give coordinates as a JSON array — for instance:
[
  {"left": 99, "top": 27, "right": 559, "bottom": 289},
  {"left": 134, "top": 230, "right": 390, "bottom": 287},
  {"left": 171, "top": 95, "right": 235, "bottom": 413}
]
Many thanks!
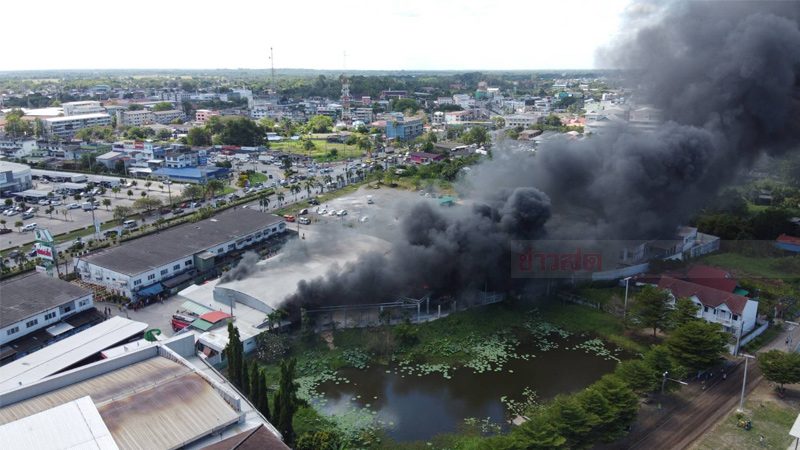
[{"left": 199, "top": 311, "right": 232, "bottom": 324}]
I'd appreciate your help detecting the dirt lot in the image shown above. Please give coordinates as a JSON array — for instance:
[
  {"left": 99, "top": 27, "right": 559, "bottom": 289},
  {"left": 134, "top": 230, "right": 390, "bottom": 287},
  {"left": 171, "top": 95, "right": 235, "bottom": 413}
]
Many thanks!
[{"left": 691, "top": 381, "right": 799, "bottom": 450}]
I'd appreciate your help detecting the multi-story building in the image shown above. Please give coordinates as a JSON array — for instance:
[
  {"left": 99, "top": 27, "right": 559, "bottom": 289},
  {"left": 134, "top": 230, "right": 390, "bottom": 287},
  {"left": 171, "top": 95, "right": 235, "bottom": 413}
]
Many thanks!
[
  {"left": 165, "top": 147, "right": 199, "bottom": 168},
  {"left": 0, "top": 273, "right": 94, "bottom": 348},
  {"left": 452, "top": 94, "right": 475, "bottom": 109},
  {"left": 152, "top": 109, "right": 184, "bottom": 124},
  {"left": 74, "top": 209, "right": 287, "bottom": 299},
  {"left": 195, "top": 109, "right": 219, "bottom": 123},
  {"left": 62, "top": 101, "right": 104, "bottom": 116},
  {"left": 0, "top": 139, "right": 37, "bottom": 158},
  {"left": 352, "top": 108, "right": 374, "bottom": 124},
  {"left": 117, "top": 109, "right": 154, "bottom": 127},
  {"left": 43, "top": 113, "right": 112, "bottom": 138},
  {"left": 385, "top": 114, "right": 424, "bottom": 141},
  {"left": 504, "top": 114, "right": 542, "bottom": 128}
]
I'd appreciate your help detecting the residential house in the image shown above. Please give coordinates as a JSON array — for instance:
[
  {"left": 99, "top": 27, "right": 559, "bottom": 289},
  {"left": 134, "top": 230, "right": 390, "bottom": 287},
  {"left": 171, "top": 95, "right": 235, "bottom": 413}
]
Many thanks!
[
  {"left": 409, "top": 152, "right": 444, "bottom": 164},
  {"left": 658, "top": 276, "right": 758, "bottom": 336}
]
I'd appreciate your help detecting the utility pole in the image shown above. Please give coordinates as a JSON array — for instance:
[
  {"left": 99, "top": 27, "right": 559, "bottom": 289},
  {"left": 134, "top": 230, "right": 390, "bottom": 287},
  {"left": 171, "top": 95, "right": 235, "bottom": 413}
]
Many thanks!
[
  {"left": 269, "top": 47, "right": 276, "bottom": 95},
  {"left": 738, "top": 354, "right": 756, "bottom": 412},
  {"left": 623, "top": 276, "right": 632, "bottom": 323}
]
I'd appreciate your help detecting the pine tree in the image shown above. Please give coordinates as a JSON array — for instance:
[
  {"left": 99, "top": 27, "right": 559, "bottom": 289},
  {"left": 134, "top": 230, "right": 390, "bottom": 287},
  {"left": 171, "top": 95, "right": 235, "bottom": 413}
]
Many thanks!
[
  {"left": 632, "top": 285, "right": 672, "bottom": 337},
  {"left": 257, "top": 368, "right": 270, "bottom": 419},
  {"left": 224, "top": 322, "right": 245, "bottom": 388},
  {"left": 241, "top": 359, "right": 251, "bottom": 397},
  {"left": 248, "top": 363, "right": 259, "bottom": 403},
  {"left": 275, "top": 358, "right": 298, "bottom": 444}
]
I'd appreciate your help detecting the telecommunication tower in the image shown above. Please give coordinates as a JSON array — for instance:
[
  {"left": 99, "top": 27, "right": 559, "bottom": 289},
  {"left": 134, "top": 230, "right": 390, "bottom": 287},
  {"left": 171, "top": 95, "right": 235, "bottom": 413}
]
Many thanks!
[{"left": 340, "top": 51, "right": 351, "bottom": 124}]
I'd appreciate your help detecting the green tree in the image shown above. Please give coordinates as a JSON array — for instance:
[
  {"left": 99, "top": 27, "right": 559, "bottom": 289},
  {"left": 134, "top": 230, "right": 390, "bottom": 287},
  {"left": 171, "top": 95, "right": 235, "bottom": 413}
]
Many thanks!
[
  {"left": 513, "top": 409, "right": 567, "bottom": 448},
  {"left": 241, "top": 359, "right": 251, "bottom": 397},
  {"left": 295, "top": 430, "right": 342, "bottom": 450},
  {"left": 157, "top": 128, "right": 172, "bottom": 140},
  {"left": 152, "top": 102, "right": 173, "bottom": 112},
  {"left": 256, "top": 368, "right": 270, "bottom": 419},
  {"left": 204, "top": 179, "right": 224, "bottom": 200},
  {"left": 461, "top": 126, "right": 489, "bottom": 146},
  {"left": 632, "top": 285, "right": 672, "bottom": 337},
  {"left": 182, "top": 183, "right": 205, "bottom": 200},
  {"left": 4, "top": 109, "right": 32, "bottom": 137},
  {"left": 391, "top": 98, "right": 420, "bottom": 113},
  {"left": 113, "top": 205, "right": 134, "bottom": 223},
  {"left": 187, "top": 127, "right": 212, "bottom": 146},
  {"left": 128, "top": 104, "right": 144, "bottom": 111},
  {"left": 580, "top": 375, "right": 638, "bottom": 443},
  {"left": 247, "top": 361, "right": 259, "bottom": 400},
  {"left": 615, "top": 359, "right": 659, "bottom": 393},
  {"left": 273, "top": 358, "right": 299, "bottom": 445},
  {"left": 14, "top": 220, "right": 23, "bottom": 232},
  {"left": 133, "top": 197, "right": 162, "bottom": 213},
  {"left": 670, "top": 297, "right": 700, "bottom": 329},
  {"left": 224, "top": 323, "right": 245, "bottom": 388},
  {"left": 306, "top": 115, "right": 333, "bottom": 133},
  {"left": 666, "top": 321, "right": 728, "bottom": 373},
  {"left": 102, "top": 198, "right": 111, "bottom": 210},
  {"left": 552, "top": 395, "right": 595, "bottom": 450},
  {"left": 759, "top": 350, "right": 800, "bottom": 393},
  {"left": 218, "top": 116, "right": 265, "bottom": 146},
  {"left": 0, "top": 219, "right": 6, "bottom": 230}
]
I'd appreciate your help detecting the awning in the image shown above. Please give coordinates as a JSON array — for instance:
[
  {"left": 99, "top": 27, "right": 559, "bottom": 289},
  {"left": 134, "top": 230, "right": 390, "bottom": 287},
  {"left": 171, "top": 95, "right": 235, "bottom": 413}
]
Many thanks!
[
  {"left": 191, "top": 319, "right": 215, "bottom": 331},
  {"left": 181, "top": 300, "right": 212, "bottom": 317},
  {"left": 137, "top": 283, "right": 164, "bottom": 297},
  {"left": 162, "top": 272, "right": 194, "bottom": 289},
  {"left": 46, "top": 322, "right": 75, "bottom": 337}
]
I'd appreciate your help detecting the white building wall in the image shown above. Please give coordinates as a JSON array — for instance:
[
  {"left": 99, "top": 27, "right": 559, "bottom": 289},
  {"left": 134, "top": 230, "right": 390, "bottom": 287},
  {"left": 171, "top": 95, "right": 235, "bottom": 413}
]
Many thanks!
[{"left": 0, "top": 293, "right": 94, "bottom": 346}]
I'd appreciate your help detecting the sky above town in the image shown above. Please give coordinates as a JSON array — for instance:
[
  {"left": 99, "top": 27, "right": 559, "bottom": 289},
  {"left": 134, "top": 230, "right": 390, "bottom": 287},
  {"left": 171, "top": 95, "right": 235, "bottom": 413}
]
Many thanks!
[{"left": 3, "top": 0, "right": 630, "bottom": 71}]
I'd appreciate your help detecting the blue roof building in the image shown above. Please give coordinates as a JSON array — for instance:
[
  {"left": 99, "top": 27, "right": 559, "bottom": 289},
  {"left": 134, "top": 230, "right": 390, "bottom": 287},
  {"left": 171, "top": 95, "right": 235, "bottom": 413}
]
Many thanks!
[{"left": 152, "top": 166, "right": 230, "bottom": 184}]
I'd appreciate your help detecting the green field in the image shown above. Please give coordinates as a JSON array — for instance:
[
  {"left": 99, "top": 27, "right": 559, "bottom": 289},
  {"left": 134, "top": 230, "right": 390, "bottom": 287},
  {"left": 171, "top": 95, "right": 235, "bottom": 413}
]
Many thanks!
[
  {"left": 693, "top": 396, "right": 797, "bottom": 450},
  {"left": 269, "top": 139, "right": 363, "bottom": 162},
  {"left": 700, "top": 252, "right": 800, "bottom": 280}
]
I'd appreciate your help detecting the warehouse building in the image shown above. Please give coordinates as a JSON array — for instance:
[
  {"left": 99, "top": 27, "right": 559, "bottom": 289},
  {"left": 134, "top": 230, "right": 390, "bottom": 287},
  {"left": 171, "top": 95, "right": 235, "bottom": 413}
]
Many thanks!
[
  {"left": 0, "top": 334, "right": 288, "bottom": 449},
  {"left": 0, "top": 273, "right": 96, "bottom": 363},
  {"left": 74, "top": 209, "right": 286, "bottom": 299}
]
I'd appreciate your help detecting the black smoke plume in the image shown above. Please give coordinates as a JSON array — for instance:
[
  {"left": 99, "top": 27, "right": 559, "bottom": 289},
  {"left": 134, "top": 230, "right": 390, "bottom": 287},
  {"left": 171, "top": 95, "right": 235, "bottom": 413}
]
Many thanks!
[{"left": 284, "top": 1, "right": 800, "bottom": 309}]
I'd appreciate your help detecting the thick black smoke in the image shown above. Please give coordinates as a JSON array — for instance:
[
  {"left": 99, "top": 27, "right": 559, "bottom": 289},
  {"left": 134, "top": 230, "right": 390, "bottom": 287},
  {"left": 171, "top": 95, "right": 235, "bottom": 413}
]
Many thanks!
[{"left": 284, "top": 1, "right": 800, "bottom": 309}]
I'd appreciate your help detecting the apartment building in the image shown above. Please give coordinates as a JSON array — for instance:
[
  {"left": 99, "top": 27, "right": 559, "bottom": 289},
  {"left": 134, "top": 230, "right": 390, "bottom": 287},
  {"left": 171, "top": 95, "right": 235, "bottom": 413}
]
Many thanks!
[
  {"left": 62, "top": 101, "right": 104, "bottom": 116},
  {"left": 43, "top": 113, "right": 112, "bottom": 138}
]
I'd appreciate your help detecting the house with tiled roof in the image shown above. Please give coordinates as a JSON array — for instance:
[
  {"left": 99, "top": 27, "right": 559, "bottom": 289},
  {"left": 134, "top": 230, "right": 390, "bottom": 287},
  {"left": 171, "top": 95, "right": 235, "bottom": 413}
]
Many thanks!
[{"left": 658, "top": 276, "right": 758, "bottom": 335}]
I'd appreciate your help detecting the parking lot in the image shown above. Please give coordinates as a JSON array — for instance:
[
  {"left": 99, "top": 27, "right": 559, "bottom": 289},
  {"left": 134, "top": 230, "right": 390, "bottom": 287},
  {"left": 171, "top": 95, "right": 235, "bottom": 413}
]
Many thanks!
[{"left": 1, "top": 178, "right": 186, "bottom": 251}]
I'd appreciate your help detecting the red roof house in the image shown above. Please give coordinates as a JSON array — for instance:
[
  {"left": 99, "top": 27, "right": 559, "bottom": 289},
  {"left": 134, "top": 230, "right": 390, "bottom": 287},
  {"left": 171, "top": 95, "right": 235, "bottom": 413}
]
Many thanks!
[
  {"left": 658, "top": 276, "right": 748, "bottom": 315},
  {"left": 686, "top": 265, "right": 737, "bottom": 293}
]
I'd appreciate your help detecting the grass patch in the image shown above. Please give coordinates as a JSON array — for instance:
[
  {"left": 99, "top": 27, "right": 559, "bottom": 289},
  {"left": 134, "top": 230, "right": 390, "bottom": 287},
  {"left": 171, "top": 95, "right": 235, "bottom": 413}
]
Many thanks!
[
  {"left": 700, "top": 252, "right": 800, "bottom": 281},
  {"left": 269, "top": 140, "right": 363, "bottom": 161},
  {"left": 693, "top": 398, "right": 796, "bottom": 450}
]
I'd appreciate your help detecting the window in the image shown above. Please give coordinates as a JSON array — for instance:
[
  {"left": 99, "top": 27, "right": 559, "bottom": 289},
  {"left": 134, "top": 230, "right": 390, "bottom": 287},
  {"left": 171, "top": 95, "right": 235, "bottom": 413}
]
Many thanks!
[
  {"left": 147, "top": 274, "right": 155, "bottom": 280},
  {"left": 6, "top": 326, "right": 19, "bottom": 336},
  {"left": 134, "top": 279, "right": 142, "bottom": 286},
  {"left": 26, "top": 319, "right": 39, "bottom": 328},
  {"left": 173, "top": 264, "right": 180, "bottom": 271},
  {"left": 63, "top": 305, "right": 73, "bottom": 313},
  {"left": 185, "top": 260, "right": 193, "bottom": 266},
  {"left": 79, "top": 300, "right": 89, "bottom": 307},
  {"left": 703, "top": 306, "right": 709, "bottom": 313},
  {"left": 161, "top": 269, "right": 168, "bottom": 275},
  {"left": 44, "top": 312, "right": 56, "bottom": 320},
  {"left": 733, "top": 314, "right": 739, "bottom": 321}
]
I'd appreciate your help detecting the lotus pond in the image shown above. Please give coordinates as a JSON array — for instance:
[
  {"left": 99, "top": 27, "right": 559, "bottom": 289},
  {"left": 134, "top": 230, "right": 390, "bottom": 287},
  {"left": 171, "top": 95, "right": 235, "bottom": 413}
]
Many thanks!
[{"left": 297, "top": 324, "right": 624, "bottom": 442}]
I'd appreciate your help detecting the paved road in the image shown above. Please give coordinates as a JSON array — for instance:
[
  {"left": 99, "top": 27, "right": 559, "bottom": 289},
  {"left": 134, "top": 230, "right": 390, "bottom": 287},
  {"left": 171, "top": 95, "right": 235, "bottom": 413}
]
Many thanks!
[{"left": 620, "top": 321, "right": 800, "bottom": 449}]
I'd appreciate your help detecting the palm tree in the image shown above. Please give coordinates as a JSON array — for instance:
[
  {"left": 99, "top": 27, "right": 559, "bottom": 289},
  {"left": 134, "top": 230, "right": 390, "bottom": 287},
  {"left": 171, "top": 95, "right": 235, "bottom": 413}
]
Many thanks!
[
  {"left": 277, "top": 192, "right": 285, "bottom": 205},
  {"left": 140, "top": 191, "right": 147, "bottom": 198},
  {"left": 144, "top": 181, "right": 152, "bottom": 191},
  {"left": 290, "top": 184, "right": 301, "bottom": 201},
  {"left": 303, "top": 180, "right": 314, "bottom": 197},
  {"left": 317, "top": 182, "right": 324, "bottom": 194},
  {"left": 323, "top": 175, "right": 333, "bottom": 187},
  {"left": 102, "top": 199, "right": 112, "bottom": 210},
  {"left": 112, "top": 186, "right": 121, "bottom": 199},
  {"left": 46, "top": 207, "right": 55, "bottom": 219},
  {"left": 259, "top": 195, "right": 271, "bottom": 211},
  {"left": 14, "top": 220, "right": 23, "bottom": 232}
]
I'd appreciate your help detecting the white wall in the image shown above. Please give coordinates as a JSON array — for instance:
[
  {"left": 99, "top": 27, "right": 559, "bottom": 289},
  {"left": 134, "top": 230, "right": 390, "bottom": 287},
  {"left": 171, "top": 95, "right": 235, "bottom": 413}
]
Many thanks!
[{"left": 0, "top": 293, "right": 93, "bottom": 346}]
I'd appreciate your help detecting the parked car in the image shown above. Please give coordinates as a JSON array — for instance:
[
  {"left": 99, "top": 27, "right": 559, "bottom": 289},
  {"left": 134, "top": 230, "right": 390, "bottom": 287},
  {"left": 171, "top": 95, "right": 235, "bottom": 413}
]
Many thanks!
[
  {"left": 298, "top": 217, "right": 311, "bottom": 225},
  {"left": 283, "top": 214, "right": 296, "bottom": 222},
  {"left": 4, "top": 209, "right": 19, "bottom": 216},
  {"left": 50, "top": 199, "right": 62, "bottom": 206},
  {"left": 67, "top": 203, "right": 81, "bottom": 209},
  {"left": 21, "top": 223, "right": 38, "bottom": 232},
  {"left": 337, "top": 209, "right": 348, "bottom": 216},
  {"left": 21, "top": 212, "right": 34, "bottom": 220},
  {"left": 38, "top": 199, "right": 50, "bottom": 206},
  {"left": 309, "top": 198, "right": 320, "bottom": 205},
  {"left": 172, "top": 208, "right": 185, "bottom": 214},
  {"left": 0, "top": 228, "right": 12, "bottom": 234},
  {"left": 299, "top": 208, "right": 309, "bottom": 215}
]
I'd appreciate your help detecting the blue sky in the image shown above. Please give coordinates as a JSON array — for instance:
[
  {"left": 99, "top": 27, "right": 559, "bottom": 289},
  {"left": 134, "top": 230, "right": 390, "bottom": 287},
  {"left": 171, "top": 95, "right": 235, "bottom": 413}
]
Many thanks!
[{"left": 4, "top": 0, "right": 629, "bottom": 71}]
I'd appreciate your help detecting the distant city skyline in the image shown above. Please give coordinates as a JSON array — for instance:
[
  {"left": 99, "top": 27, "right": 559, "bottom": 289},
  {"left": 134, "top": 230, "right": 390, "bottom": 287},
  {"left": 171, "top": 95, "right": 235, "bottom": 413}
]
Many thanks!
[{"left": 5, "top": 0, "right": 629, "bottom": 71}]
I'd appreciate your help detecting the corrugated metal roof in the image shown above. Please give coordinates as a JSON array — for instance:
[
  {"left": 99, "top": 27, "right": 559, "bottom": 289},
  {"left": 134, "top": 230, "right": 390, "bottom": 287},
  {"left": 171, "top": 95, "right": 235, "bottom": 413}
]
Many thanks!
[
  {"left": 0, "top": 317, "right": 148, "bottom": 392},
  {"left": 181, "top": 300, "right": 212, "bottom": 316},
  {"left": 200, "top": 311, "right": 231, "bottom": 324},
  {"left": 0, "top": 356, "right": 241, "bottom": 450},
  {"left": 191, "top": 319, "right": 215, "bottom": 331},
  {"left": 0, "top": 396, "right": 119, "bottom": 450}
]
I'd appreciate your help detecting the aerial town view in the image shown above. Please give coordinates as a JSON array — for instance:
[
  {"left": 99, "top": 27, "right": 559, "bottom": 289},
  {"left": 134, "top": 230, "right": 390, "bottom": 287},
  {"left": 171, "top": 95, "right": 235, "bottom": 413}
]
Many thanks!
[{"left": 1, "top": 1, "right": 799, "bottom": 449}]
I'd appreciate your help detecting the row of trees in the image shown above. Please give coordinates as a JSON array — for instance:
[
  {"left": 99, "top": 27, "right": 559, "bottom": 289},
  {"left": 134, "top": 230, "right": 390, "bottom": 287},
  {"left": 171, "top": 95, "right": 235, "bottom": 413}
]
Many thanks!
[{"left": 224, "top": 324, "right": 300, "bottom": 444}]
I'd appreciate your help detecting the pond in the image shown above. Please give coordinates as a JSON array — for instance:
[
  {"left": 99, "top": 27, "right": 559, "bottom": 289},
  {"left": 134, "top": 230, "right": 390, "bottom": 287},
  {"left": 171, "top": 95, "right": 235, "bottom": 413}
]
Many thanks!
[{"left": 315, "top": 338, "right": 620, "bottom": 442}]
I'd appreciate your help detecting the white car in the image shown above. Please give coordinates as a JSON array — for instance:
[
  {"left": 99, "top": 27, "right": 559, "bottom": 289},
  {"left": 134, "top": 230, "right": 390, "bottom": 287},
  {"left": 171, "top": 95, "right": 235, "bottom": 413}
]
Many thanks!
[
  {"left": 328, "top": 210, "right": 337, "bottom": 216},
  {"left": 50, "top": 200, "right": 62, "bottom": 206},
  {"left": 4, "top": 209, "right": 19, "bottom": 216},
  {"left": 38, "top": 199, "right": 50, "bottom": 206},
  {"left": 337, "top": 209, "right": 347, "bottom": 216},
  {"left": 21, "top": 223, "right": 37, "bottom": 232},
  {"left": 318, "top": 208, "right": 328, "bottom": 215},
  {"left": 67, "top": 203, "right": 81, "bottom": 209}
]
